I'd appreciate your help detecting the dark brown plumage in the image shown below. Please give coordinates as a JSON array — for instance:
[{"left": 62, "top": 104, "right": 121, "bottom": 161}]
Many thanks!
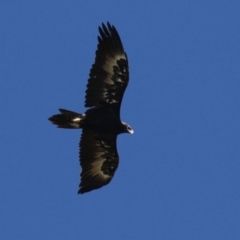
[{"left": 48, "top": 22, "right": 133, "bottom": 194}]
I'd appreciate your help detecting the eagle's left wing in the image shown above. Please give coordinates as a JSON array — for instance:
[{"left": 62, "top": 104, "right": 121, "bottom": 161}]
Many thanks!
[{"left": 78, "top": 129, "right": 119, "bottom": 194}]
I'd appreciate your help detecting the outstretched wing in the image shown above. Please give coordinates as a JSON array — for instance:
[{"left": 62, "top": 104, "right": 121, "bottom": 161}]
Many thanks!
[
  {"left": 85, "top": 22, "right": 129, "bottom": 113},
  {"left": 78, "top": 129, "right": 119, "bottom": 194}
]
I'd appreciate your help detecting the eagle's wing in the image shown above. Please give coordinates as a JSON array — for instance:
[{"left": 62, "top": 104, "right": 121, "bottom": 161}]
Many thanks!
[
  {"left": 85, "top": 22, "right": 129, "bottom": 114},
  {"left": 78, "top": 129, "right": 119, "bottom": 194}
]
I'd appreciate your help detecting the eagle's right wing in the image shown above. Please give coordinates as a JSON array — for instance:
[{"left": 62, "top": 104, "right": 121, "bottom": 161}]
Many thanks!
[{"left": 85, "top": 22, "right": 129, "bottom": 115}]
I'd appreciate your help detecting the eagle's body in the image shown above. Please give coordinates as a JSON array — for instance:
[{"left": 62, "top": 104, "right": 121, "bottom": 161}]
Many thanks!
[{"left": 49, "top": 23, "right": 133, "bottom": 194}]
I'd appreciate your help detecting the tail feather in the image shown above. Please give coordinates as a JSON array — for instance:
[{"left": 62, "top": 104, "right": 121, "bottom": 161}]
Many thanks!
[{"left": 48, "top": 109, "right": 85, "bottom": 129}]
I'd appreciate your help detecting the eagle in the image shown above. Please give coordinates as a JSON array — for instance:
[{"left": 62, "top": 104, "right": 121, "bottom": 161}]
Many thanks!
[{"left": 48, "top": 22, "right": 133, "bottom": 194}]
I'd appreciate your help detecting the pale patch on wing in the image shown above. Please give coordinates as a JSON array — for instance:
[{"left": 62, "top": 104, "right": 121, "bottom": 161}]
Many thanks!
[
  {"left": 101, "top": 53, "right": 126, "bottom": 83},
  {"left": 88, "top": 54, "right": 128, "bottom": 105},
  {"left": 103, "top": 54, "right": 127, "bottom": 85},
  {"left": 89, "top": 160, "right": 111, "bottom": 181}
]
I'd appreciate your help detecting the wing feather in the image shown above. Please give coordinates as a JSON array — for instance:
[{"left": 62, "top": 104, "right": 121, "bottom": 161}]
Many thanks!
[
  {"left": 78, "top": 129, "right": 119, "bottom": 194},
  {"left": 85, "top": 22, "right": 129, "bottom": 111}
]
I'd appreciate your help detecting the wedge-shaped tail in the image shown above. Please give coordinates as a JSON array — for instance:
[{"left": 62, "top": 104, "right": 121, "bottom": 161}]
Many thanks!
[{"left": 48, "top": 109, "right": 85, "bottom": 129}]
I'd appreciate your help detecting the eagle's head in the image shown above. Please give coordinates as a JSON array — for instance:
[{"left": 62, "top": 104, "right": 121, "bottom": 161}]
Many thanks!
[{"left": 121, "top": 121, "right": 134, "bottom": 134}]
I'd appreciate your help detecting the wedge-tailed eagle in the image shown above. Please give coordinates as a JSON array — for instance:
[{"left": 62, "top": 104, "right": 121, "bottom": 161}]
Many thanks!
[{"left": 48, "top": 22, "right": 133, "bottom": 194}]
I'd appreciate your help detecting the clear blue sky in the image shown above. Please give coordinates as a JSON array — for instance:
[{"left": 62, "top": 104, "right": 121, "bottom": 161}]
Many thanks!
[{"left": 1, "top": 1, "right": 240, "bottom": 239}]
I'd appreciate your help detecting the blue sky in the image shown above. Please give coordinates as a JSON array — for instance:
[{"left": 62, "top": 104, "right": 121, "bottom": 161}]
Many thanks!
[{"left": 1, "top": 1, "right": 240, "bottom": 239}]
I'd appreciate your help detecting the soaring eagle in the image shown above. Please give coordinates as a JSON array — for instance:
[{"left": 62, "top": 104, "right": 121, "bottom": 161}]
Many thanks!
[{"left": 48, "top": 22, "right": 133, "bottom": 194}]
